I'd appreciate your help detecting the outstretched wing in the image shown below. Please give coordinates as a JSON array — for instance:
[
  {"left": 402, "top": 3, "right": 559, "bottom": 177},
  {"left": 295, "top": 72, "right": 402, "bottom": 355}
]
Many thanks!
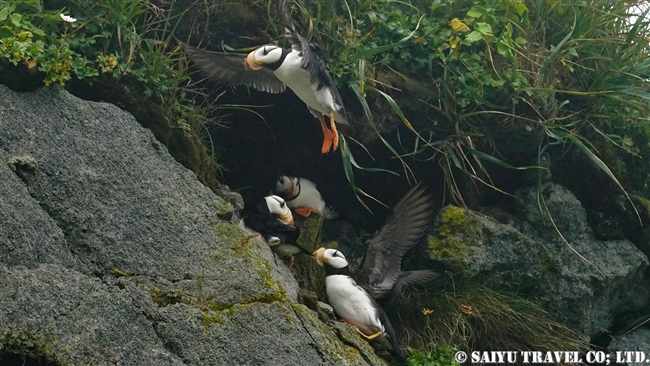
[
  {"left": 181, "top": 42, "right": 286, "bottom": 94},
  {"left": 355, "top": 183, "right": 433, "bottom": 299},
  {"left": 277, "top": 0, "right": 337, "bottom": 93},
  {"left": 389, "top": 270, "right": 440, "bottom": 298}
]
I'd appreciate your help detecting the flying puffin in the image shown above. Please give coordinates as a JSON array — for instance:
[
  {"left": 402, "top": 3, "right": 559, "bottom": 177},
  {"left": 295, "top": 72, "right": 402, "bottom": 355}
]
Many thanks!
[
  {"left": 239, "top": 195, "right": 310, "bottom": 267},
  {"left": 273, "top": 175, "right": 337, "bottom": 219},
  {"left": 312, "top": 183, "right": 438, "bottom": 357},
  {"left": 181, "top": 0, "right": 348, "bottom": 154}
]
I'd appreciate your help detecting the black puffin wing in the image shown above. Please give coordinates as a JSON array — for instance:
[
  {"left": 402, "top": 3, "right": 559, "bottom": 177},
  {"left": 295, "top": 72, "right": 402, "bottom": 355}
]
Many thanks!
[
  {"left": 389, "top": 270, "right": 440, "bottom": 297},
  {"left": 181, "top": 42, "right": 286, "bottom": 94},
  {"left": 277, "top": 0, "right": 338, "bottom": 93},
  {"left": 243, "top": 214, "right": 295, "bottom": 235},
  {"left": 355, "top": 183, "right": 433, "bottom": 299}
]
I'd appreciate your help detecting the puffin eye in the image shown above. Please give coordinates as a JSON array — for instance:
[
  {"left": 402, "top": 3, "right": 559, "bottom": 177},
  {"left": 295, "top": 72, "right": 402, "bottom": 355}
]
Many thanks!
[{"left": 263, "top": 47, "right": 269, "bottom": 55}]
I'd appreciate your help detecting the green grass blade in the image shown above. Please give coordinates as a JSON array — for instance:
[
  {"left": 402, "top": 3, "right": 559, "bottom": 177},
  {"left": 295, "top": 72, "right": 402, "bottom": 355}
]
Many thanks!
[
  {"left": 355, "top": 14, "right": 424, "bottom": 58},
  {"left": 349, "top": 82, "right": 414, "bottom": 180},
  {"left": 539, "top": 10, "right": 575, "bottom": 75},
  {"left": 339, "top": 135, "right": 393, "bottom": 212},
  {"left": 551, "top": 128, "right": 641, "bottom": 224},
  {"left": 464, "top": 147, "right": 538, "bottom": 170}
]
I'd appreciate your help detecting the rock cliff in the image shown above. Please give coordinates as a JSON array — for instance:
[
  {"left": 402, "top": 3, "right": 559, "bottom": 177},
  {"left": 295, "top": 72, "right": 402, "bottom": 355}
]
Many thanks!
[{"left": 0, "top": 85, "right": 385, "bottom": 366}]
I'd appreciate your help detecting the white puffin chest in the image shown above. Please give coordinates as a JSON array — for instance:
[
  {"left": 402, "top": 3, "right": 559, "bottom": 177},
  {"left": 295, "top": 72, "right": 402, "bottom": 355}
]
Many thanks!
[
  {"left": 273, "top": 51, "right": 335, "bottom": 116},
  {"left": 325, "top": 275, "right": 384, "bottom": 334},
  {"left": 287, "top": 181, "right": 325, "bottom": 212}
]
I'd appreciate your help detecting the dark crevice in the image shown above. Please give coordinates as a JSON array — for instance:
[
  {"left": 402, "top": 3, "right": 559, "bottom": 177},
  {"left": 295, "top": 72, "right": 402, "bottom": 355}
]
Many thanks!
[
  {"left": 333, "top": 326, "right": 375, "bottom": 366},
  {"left": 148, "top": 316, "right": 189, "bottom": 366},
  {"left": 289, "top": 305, "right": 328, "bottom": 364},
  {"left": 0, "top": 352, "right": 59, "bottom": 366}
]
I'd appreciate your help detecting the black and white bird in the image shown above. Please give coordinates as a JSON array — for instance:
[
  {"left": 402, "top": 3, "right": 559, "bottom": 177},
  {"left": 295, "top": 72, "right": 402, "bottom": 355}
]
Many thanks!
[
  {"left": 312, "top": 183, "right": 438, "bottom": 358},
  {"left": 181, "top": 0, "right": 348, "bottom": 154},
  {"left": 273, "top": 175, "right": 337, "bottom": 219},
  {"left": 239, "top": 195, "right": 310, "bottom": 267}
]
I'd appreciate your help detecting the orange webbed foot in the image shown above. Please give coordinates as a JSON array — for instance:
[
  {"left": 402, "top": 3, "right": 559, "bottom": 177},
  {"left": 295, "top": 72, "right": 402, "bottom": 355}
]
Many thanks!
[
  {"left": 328, "top": 112, "right": 339, "bottom": 151},
  {"left": 294, "top": 207, "right": 317, "bottom": 217},
  {"left": 319, "top": 116, "right": 333, "bottom": 154}
]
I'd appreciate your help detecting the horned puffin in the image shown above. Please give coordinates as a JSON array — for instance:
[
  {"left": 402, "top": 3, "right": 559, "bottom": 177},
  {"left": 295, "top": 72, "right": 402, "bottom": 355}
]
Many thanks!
[
  {"left": 238, "top": 195, "right": 310, "bottom": 267},
  {"left": 313, "top": 183, "right": 438, "bottom": 358},
  {"left": 273, "top": 175, "right": 337, "bottom": 219},
  {"left": 314, "top": 248, "right": 405, "bottom": 360},
  {"left": 181, "top": 0, "right": 348, "bottom": 154}
]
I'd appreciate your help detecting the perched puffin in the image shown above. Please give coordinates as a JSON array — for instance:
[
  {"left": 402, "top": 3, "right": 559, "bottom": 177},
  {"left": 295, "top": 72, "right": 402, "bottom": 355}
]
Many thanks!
[
  {"left": 239, "top": 195, "right": 310, "bottom": 267},
  {"left": 181, "top": 0, "right": 348, "bottom": 154},
  {"left": 314, "top": 248, "right": 405, "bottom": 360},
  {"left": 312, "top": 183, "right": 438, "bottom": 358},
  {"left": 273, "top": 175, "right": 337, "bottom": 219}
]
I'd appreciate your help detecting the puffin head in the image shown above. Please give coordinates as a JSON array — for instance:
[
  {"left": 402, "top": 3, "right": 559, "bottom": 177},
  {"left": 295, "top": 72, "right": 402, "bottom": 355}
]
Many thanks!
[
  {"left": 273, "top": 175, "right": 299, "bottom": 199},
  {"left": 263, "top": 195, "right": 294, "bottom": 225},
  {"left": 244, "top": 45, "right": 283, "bottom": 71},
  {"left": 313, "top": 248, "right": 349, "bottom": 269}
]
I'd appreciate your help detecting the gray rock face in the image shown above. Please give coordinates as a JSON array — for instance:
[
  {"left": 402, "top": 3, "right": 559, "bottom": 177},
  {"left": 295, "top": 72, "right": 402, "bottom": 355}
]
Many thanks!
[
  {"left": 0, "top": 152, "right": 77, "bottom": 268},
  {"left": 0, "top": 85, "right": 384, "bottom": 366},
  {"left": 610, "top": 327, "right": 650, "bottom": 366},
  {"left": 516, "top": 183, "right": 588, "bottom": 242},
  {"left": 0, "top": 264, "right": 183, "bottom": 365},
  {"left": 428, "top": 183, "right": 650, "bottom": 339}
]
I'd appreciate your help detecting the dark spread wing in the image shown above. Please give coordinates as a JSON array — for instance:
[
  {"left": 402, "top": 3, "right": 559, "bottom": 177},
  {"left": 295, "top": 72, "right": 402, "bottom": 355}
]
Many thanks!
[
  {"left": 181, "top": 42, "right": 286, "bottom": 94},
  {"left": 389, "top": 270, "right": 440, "bottom": 297},
  {"left": 277, "top": 0, "right": 341, "bottom": 97},
  {"left": 355, "top": 183, "right": 433, "bottom": 299}
]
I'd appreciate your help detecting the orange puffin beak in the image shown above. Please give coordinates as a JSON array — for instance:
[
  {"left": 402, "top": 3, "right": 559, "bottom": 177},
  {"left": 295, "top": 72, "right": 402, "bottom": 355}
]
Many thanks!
[
  {"left": 245, "top": 51, "right": 263, "bottom": 71},
  {"left": 313, "top": 248, "right": 326, "bottom": 265}
]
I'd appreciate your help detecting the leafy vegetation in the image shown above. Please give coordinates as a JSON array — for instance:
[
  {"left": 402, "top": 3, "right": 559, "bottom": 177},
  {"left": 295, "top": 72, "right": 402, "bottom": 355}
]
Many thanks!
[
  {"left": 0, "top": 0, "right": 221, "bottom": 189},
  {"left": 0, "top": 327, "right": 61, "bottom": 365},
  {"left": 278, "top": 0, "right": 650, "bottom": 207},
  {"left": 407, "top": 343, "right": 460, "bottom": 366}
]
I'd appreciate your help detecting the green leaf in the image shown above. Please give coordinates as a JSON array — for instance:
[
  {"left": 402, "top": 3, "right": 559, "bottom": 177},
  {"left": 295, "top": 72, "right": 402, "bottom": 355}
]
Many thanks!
[
  {"left": 10, "top": 13, "right": 21, "bottom": 27},
  {"left": 0, "top": 7, "right": 8, "bottom": 22},
  {"left": 466, "top": 8, "right": 483, "bottom": 18},
  {"left": 465, "top": 30, "right": 483, "bottom": 43},
  {"left": 356, "top": 14, "right": 424, "bottom": 58},
  {"left": 474, "top": 22, "right": 492, "bottom": 35},
  {"left": 496, "top": 40, "right": 513, "bottom": 60},
  {"left": 567, "top": 47, "right": 578, "bottom": 57},
  {"left": 515, "top": 3, "right": 528, "bottom": 17}
]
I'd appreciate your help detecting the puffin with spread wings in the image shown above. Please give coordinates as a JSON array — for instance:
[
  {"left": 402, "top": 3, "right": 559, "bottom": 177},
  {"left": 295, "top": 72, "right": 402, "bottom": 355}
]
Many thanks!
[
  {"left": 313, "top": 183, "right": 439, "bottom": 359},
  {"left": 181, "top": 0, "right": 347, "bottom": 154}
]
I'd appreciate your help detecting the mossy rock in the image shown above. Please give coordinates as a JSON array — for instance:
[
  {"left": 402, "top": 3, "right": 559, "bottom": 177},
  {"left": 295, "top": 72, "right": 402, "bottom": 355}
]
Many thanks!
[{"left": 428, "top": 206, "right": 482, "bottom": 271}]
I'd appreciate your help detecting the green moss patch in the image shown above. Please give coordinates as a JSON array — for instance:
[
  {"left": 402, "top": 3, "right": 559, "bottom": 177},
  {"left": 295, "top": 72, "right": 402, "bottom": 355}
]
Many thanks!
[{"left": 428, "top": 206, "right": 481, "bottom": 269}]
